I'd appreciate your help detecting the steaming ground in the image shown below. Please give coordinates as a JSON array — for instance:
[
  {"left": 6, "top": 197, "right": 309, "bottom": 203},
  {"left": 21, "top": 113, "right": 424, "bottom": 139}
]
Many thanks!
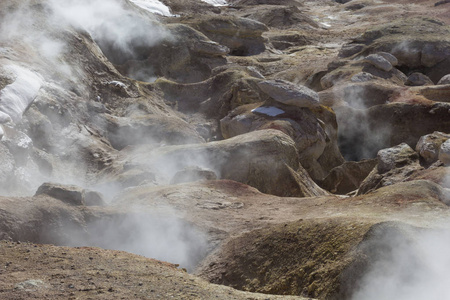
[
  {"left": 352, "top": 222, "right": 450, "bottom": 300},
  {"left": 66, "top": 210, "right": 208, "bottom": 273},
  {"left": 0, "top": 0, "right": 201, "bottom": 272},
  {"left": 1, "top": 0, "right": 450, "bottom": 299}
]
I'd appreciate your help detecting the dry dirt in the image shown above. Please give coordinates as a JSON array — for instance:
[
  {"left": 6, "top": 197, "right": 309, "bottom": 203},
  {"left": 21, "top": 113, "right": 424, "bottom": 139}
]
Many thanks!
[{"left": 0, "top": 240, "right": 310, "bottom": 300}]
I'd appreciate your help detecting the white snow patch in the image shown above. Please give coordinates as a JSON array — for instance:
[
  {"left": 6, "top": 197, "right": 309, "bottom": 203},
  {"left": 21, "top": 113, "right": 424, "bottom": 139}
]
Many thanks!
[
  {"left": 251, "top": 106, "right": 285, "bottom": 117},
  {"left": 0, "top": 65, "right": 43, "bottom": 123},
  {"left": 109, "top": 81, "right": 127, "bottom": 88},
  {"left": 130, "top": 0, "right": 173, "bottom": 16},
  {"left": 200, "top": 0, "right": 228, "bottom": 6}
]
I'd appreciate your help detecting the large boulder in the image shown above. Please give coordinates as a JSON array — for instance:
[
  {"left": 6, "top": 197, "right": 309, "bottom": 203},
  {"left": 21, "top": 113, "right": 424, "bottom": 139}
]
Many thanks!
[
  {"left": 35, "top": 182, "right": 86, "bottom": 206},
  {"left": 405, "top": 72, "right": 434, "bottom": 86},
  {"left": 187, "top": 15, "right": 268, "bottom": 56},
  {"left": 126, "top": 129, "right": 328, "bottom": 197},
  {"left": 257, "top": 80, "right": 320, "bottom": 109},
  {"left": 358, "top": 143, "right": 422, "bottom": 195},
  {"left": 220, "top": 100, "right": 344, "bottom": 181},
  {"left": 116, "top": 23, "right": 229, "bottom": 83},
  {"left": 363, "top": 54, "right": 393, "bottom": 72},
  {"left": 155, "top": 67, "right": 265, "bottom": 121}
]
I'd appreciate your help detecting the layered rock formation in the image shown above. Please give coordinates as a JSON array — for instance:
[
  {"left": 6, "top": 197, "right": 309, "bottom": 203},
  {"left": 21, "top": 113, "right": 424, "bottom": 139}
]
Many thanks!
[{"left": 1, "top": 0, "right": 450, "bottom": 299}]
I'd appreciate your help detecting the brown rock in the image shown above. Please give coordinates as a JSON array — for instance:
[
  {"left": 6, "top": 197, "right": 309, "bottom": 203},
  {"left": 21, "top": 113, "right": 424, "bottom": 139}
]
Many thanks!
[
  {"left": 187, "top": 15, "right": 268, "bottom": 56},
  {"left": 320, "top": 159, "right": 377, "bottom": 194},
  {"left": 35, "top": 182, "right": 85, "bottom": 206},
  {"left": 127, "top": 129, "right": 329, "bottom": 197}
]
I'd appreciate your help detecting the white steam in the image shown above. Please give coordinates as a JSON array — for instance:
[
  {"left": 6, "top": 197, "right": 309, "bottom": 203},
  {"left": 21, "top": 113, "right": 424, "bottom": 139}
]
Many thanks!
[
  {"left": 49, "top": 0, "right": 170, "bottom": 61},
  {"left": 352, "top": 223, "right": 450, "bottom": 300},
  {"left": 61, "top": 209, "right": 208, "bottom": 272},
  {"left": 334, "top": 84, "right": 390, "bottom": 160}
]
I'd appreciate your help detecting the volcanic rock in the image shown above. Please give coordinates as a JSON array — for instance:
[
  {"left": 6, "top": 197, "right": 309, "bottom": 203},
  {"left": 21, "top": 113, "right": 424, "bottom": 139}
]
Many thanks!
[
  {"left": 358, "top": 143, "right": 422, "bottom": 195},
  {"left": 437, "top": 74, "right": 450, "bottom": 85},
  {"left": 84, "top": 190, "right": 105, "bottom": 206},
  {"left": 377, "top": 143, "right": 419, "bottom": 174},
  {"left": 438, "top": 139, "right": 450, "bottom": 165},
  {"left": 240, "top": 5, "right": 320, "bottom": 30},
  {"left": 126, "top": 129, "right": 328, "bottom": 197},
  {"left": 320, "top": 159, "right": 377, "bottom": 194},
  {"left": 257, "top": 79, "right": 320, "bottom": 108},
  {"left": 377, "top": 52, "right": 399, "bottom": 66},
  {"left": 35, "top": 183, "right": 86, "bottom": 206},
  {"left": 188, "top": 15, "right": 268, "bottom": 56},
  {"left": 220, "top": 102, "right": 344, "bottom": 180},
  {"left": 415, "top": 131, "right": 450, "bottom": 165},
  {"left": 363, "top": 54, "right": 393, "bottom": 72},
  {"left": 343, "top": 17, "right": 450, "bottom": 82},
  {"left": 405, "top": 72, "right": 434, "bottom": 86},
  {"left": 116, "top": 23, "right": 229, "bottom": 83}
]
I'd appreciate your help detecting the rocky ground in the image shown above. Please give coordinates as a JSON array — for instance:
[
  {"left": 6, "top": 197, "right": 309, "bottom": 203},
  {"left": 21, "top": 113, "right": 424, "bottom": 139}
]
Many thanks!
[{"left": 1, "top": 0, "right": 450, "bottom": 299}]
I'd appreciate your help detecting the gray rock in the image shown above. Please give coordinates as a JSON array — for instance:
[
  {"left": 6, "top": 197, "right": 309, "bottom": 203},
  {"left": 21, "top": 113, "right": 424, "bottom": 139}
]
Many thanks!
[
  {"left": 377, "top": 143, "right": 418, "bottom": 174},
  {"left": 84, "top": 190, "right": 105, "bottom": 206},
  {"left": 351, "top": 72, "right": 375, "bottom": 82},
  {"left": 439, "top": 139, "right": 450, "bottom": 165},
  {"left": 377, "top": 52, "right": 398, "bottom": 66},
  {"left": 416, "top": 131, "right": 450, "bottom": 164},
  {"left": 35, "top": 182, "right": 85, "bottom": 206},
  {"left": 437, "top": 74, "right": 450, "bottom": 85},
  {"left": 129, "top": 129, "right": 329, "bottom": 197},
  {"left": 405, "top": 72, "right": 434, "bottom": 86},
  {"left": 257, "top": 80, "right": 320, "bottom": 108},
  {"left": 363, "top": 54, "right": 393, "bottom": 72},
  {"left": 192, "top": 16, "right": 268, "bottom": 56},
  {"left": 339, "top": 44, "right": 365, "bottom": 58},
  {"left": 15, "top": 279, "right": 46, "bottom": 290}
]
